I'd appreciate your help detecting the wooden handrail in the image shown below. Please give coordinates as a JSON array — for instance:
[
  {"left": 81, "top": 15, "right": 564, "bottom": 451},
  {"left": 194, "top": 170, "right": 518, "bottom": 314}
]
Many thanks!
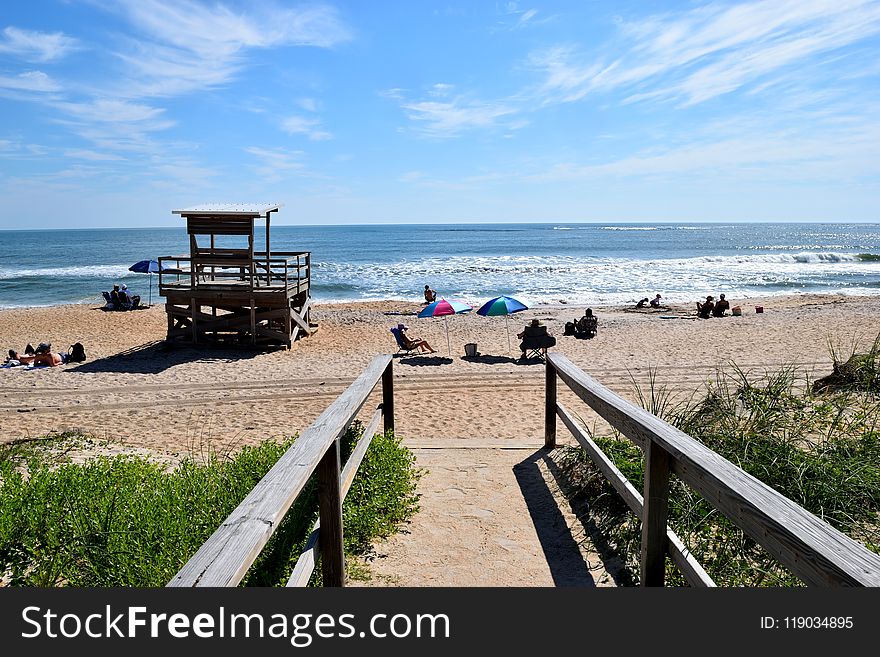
[
  {"left": 546, "top": 353, "right": 880, "bottom": 587},
  {"left": 168, "top": 354, "right": 394, "bottom": 587},
  {"left": 286, "top": 405, "right": 384, "bottom": 587}
]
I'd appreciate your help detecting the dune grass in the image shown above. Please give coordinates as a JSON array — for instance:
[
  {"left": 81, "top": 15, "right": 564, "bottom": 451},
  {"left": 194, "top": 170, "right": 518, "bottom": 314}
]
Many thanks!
[
  {"left": 557, "top": 355, "right": 880, "bottom": 587},
  {"left": 0, "top": 422, "right": 422, "bottom": 587}
]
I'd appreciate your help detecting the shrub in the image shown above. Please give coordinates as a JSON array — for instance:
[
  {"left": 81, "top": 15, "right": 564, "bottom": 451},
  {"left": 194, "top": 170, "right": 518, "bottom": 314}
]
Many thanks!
[
  {"left": 556, "top": 364, "right": 880, "bottom": 587},
  {"left": 0, "top": 422, "right": 421, "bottom": 587}
]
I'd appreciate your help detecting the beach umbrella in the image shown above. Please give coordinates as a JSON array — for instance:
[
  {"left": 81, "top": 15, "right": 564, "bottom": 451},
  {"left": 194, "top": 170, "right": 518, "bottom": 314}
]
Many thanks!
[
  {"left": 476, "top": 295, "right": 529, "bottom": 353},
  {"left": 417, "top": 298, "right": 473, "bottom": 355},
  {"left": 128, "top": 259, "right": 166, "bottom": 307}
]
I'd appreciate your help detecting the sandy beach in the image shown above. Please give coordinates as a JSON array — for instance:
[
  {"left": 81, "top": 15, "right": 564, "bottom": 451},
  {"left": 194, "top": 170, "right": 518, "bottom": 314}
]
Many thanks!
[
  {"left": 2, "top": 294, "right": 876, "bottom": 452},
  {"left": 1, "top": 294, "right": 878, "bottom": 585}
]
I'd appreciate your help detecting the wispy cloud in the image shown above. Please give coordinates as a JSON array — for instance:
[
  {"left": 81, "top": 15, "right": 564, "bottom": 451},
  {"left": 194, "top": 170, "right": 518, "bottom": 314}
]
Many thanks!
[
  {"left": 244, "top": 146, "right": 306, "bottom": 182},
  {"left": 0, "top": 26, "right": 79, "bottom": 62},
  {"left": 529, "top": 0, "right": 880, "bottom": 107},
  {"left": 54, "top": 99, "right": 170, "bottom": 125},
  {"left": 64, "top": 149, "right": 126, "bottom": 161},
  {"left": 0, "top": 71, "right": 62, "bottom": 93},
  {"left": 494, "top": 3, "right": 549, "bottom": 32},
  {"left": 281, "top": 115, "right": 332, "bottom": 141},
  {"left": 398, "top": 95, "right": 519, "bottom": 138},
  {"left": 109, "top": 0, "right": 351, "bottom": 97},
  {"left": 527, "top": 109, "right": 880, "bottom": 184}
]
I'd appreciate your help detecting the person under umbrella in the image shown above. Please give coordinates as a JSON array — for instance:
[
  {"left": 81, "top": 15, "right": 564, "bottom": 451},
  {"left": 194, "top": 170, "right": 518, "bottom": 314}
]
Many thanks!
[{"left": 128, "top": 259, "right": 167, "bottom": 307}]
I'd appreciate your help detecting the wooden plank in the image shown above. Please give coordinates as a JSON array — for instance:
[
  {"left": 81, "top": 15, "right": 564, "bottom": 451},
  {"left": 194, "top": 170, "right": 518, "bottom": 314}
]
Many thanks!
[
  {"left": 666, "top": 530, "right": 716, "bottom": 588},
  {"left": 287, "top": 407, "right": 383, "bottom": 587},
  {"left": 250, "top": 298, "right": 256, "bottom": 345},
  {"left": 640, "top": 440, "right": 670, "bottom": 586},
  {"left": 557, "top": 403, "right": 715, "bottom": 587},
  {"left": 168, "top": 354, "right": 393, "bottom": 587},
  {"left": 544, "top": 359, "right": 557, "bottom": 449},
  {"left": 557, "top": 403, "right": 642, "bottom": 513},
  {"left": 290, "top": 306, "right": 312, "bottom": 334},
  {"left": 317, "top": 439, "right": 345, "bottom": 586},
  {"left": 190, "top": 298, "right": 198, "bottom": 343},
  {"left": 253, "top": 325, "right": 289, "bottom": 342},
  {"left": 382, "top": 361, "right": 394, "bottom": 435},
  {"left": 548, "top": 353, "right": 880, "bottom": 587}
]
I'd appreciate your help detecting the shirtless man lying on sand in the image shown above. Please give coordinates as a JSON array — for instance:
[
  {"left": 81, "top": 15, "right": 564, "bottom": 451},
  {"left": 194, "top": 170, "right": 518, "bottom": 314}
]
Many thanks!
[{"left": 7, "top": 342, "right": 66, "bottom": 366}]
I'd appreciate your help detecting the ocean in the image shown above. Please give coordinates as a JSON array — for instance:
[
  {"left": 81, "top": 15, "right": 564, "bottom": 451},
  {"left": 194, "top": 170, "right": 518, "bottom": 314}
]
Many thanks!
[{"left": 1, "top": 222, "right": 879, "bottom": 309}]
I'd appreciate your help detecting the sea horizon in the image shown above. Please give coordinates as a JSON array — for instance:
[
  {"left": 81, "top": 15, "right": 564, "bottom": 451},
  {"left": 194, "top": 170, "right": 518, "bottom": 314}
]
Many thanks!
[{"left": 2, "top": 221, "right": 879, "bottom": 310}]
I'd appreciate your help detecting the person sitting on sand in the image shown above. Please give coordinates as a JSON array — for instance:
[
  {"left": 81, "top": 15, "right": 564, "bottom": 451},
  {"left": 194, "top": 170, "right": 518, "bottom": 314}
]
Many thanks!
[
  {"left": 635, "top": 297, "right": 650, "bottom": 308},
  {"left": 712, "top": 294, "right": 730, "bottom": 317},
  {"left": 697, "top": 295, "right": 715, "bottom": 319},
  {"left": 649, "top": 294, "right": 663, "bottom": 308},
  {"left": 397, "top": 324, "right": 436, "bottom": 353},
  {"left": 424, "top": 285, "right": 437, "bottom": 304},
  {"left": 9, "top": 342, "right": 66, "bottom": 367}
]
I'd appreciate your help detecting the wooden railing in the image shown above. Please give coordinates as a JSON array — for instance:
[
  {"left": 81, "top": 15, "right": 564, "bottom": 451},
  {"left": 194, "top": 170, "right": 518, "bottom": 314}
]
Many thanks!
[
  {"left": 168, "top": 354, "right": 395, "bottom": 587},
  {"left": 545, "top": 353, "right": 880, "bottom": 587},
  {"left": 158, "top": 252, "right": 310, "bottom": 294}
]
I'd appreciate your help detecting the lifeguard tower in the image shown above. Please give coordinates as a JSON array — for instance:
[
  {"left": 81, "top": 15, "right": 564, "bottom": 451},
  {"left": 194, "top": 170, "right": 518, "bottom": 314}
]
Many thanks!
[{"left": 158, "top": 204, "right": 312, "bottom": 348}]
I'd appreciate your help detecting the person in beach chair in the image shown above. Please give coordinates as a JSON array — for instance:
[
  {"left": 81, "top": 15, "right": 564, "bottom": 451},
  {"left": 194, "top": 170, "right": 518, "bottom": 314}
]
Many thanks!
[
  {"left": 517, "top": 319, "right": 556, "bottom": 360},
  {"left": 574, "top": 308, "right": 598, "bottom": 339},
  {"left": 391, "top": 324, "right": 436, "bottom": 355}
]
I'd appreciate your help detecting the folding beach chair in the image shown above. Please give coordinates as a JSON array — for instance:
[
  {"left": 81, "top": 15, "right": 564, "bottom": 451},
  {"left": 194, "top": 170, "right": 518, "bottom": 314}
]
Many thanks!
[{"left": 390, "top": 327, "right": 418, "bottom": 356}]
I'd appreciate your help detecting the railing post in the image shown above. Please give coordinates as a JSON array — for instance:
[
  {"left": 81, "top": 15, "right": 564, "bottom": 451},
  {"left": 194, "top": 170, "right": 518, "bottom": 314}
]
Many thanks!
[
  {"left": 545, "top": 357, "right": 557, "bottom": 449},
  {"left": 640, "top": 440, "right": 670, "bottom": 586},
  {"left": 382, "top": 360, "right": 394, "bottom": 435},
  {"left": 317, "top": 439, "right": 345, "bottom": 586}
]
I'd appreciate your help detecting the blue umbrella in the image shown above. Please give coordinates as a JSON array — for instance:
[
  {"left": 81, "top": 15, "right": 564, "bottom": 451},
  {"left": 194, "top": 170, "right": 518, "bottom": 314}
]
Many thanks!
[
  {"left": 418, "top": 298, "right": 473, "bottom": 354},
  {"left": 476, "top": 295, "right": 529, "bottom": 353},
  {"left": 128, "top": 259, "right": 166, "bottom": 307}
]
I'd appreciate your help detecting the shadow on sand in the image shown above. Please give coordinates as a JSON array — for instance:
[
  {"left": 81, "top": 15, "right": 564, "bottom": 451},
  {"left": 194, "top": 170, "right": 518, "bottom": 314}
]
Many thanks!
[
  {"left": 460, "top": 354, "right": 519, "bottom": 365},
  {"left": 514, "top": 448, "right": 634, "bottom": 586},
  {"left": 513, "top": 448, "right": 597, "bottom": 586},
  {"left": 64, "top": 340, "right": 265, "bottom": 375},
  {"left": 394, "top": 355, "right": 454, "bottom": 367}
]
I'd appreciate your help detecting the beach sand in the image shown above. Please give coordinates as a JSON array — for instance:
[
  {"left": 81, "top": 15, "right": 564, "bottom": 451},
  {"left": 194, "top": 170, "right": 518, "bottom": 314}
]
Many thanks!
[{"left": 1, "top": 294, "right": 878, "bottom": 585}]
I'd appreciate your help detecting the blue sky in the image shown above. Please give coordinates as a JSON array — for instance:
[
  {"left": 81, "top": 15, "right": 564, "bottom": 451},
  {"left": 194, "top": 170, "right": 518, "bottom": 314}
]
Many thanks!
[{"left": 1, "top": 0, "right": 879, "bottom": 228}]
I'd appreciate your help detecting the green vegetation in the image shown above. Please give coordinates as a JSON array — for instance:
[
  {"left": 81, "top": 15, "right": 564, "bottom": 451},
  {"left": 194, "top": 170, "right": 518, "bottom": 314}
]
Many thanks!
[
  {"left": 557, "top": 358, "right": 880, "bottom": 587},
  {"left": 0, "top": 423, "right": 422, "bottom": 587}
]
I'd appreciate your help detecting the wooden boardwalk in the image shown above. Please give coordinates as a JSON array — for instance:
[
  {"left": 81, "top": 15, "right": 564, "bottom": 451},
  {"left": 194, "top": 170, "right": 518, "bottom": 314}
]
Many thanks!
[{"left": 352, "top": 445, "right": 619, "bottom": 587}]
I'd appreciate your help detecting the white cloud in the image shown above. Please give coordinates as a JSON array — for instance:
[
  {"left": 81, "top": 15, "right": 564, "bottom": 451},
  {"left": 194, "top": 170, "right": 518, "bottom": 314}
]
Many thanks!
[
  {"left": 55, "top": 99, "right": 168, "bottom": 124},
  {"left": 0, "top": 71, "right": 61, "bottom": 93},
  {"left": 379, "top": 88, "right": 405, "bottom": 101},
  {"left": 528, "top": 114, "right": 880, "bottom": 184},
  {"left": 529, "top": 0, "right": 880, "bottom": 107},
  {"left": 244, "top": 146, "right": 306, "bottom": 182},
  {"left": 400, "top": 97, "right": 518, "bottom": 138},
  {"left": 0, "top": 26, "right": 78, "bottom": 62},
  {"left": 281, "top": 115, "right": 332, "bottom": 141},
  {"left": 110, "top": 0, "right": 351, "bottom": 97},
  {"left": 64, "top": 149, "right": 126, "bottom": 161}
]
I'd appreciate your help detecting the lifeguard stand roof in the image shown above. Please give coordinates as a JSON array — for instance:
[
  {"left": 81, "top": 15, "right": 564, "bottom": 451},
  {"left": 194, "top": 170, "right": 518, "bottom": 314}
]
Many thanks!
[{"left": 172, "top": 203, "right": 282, "bottom": 218}]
